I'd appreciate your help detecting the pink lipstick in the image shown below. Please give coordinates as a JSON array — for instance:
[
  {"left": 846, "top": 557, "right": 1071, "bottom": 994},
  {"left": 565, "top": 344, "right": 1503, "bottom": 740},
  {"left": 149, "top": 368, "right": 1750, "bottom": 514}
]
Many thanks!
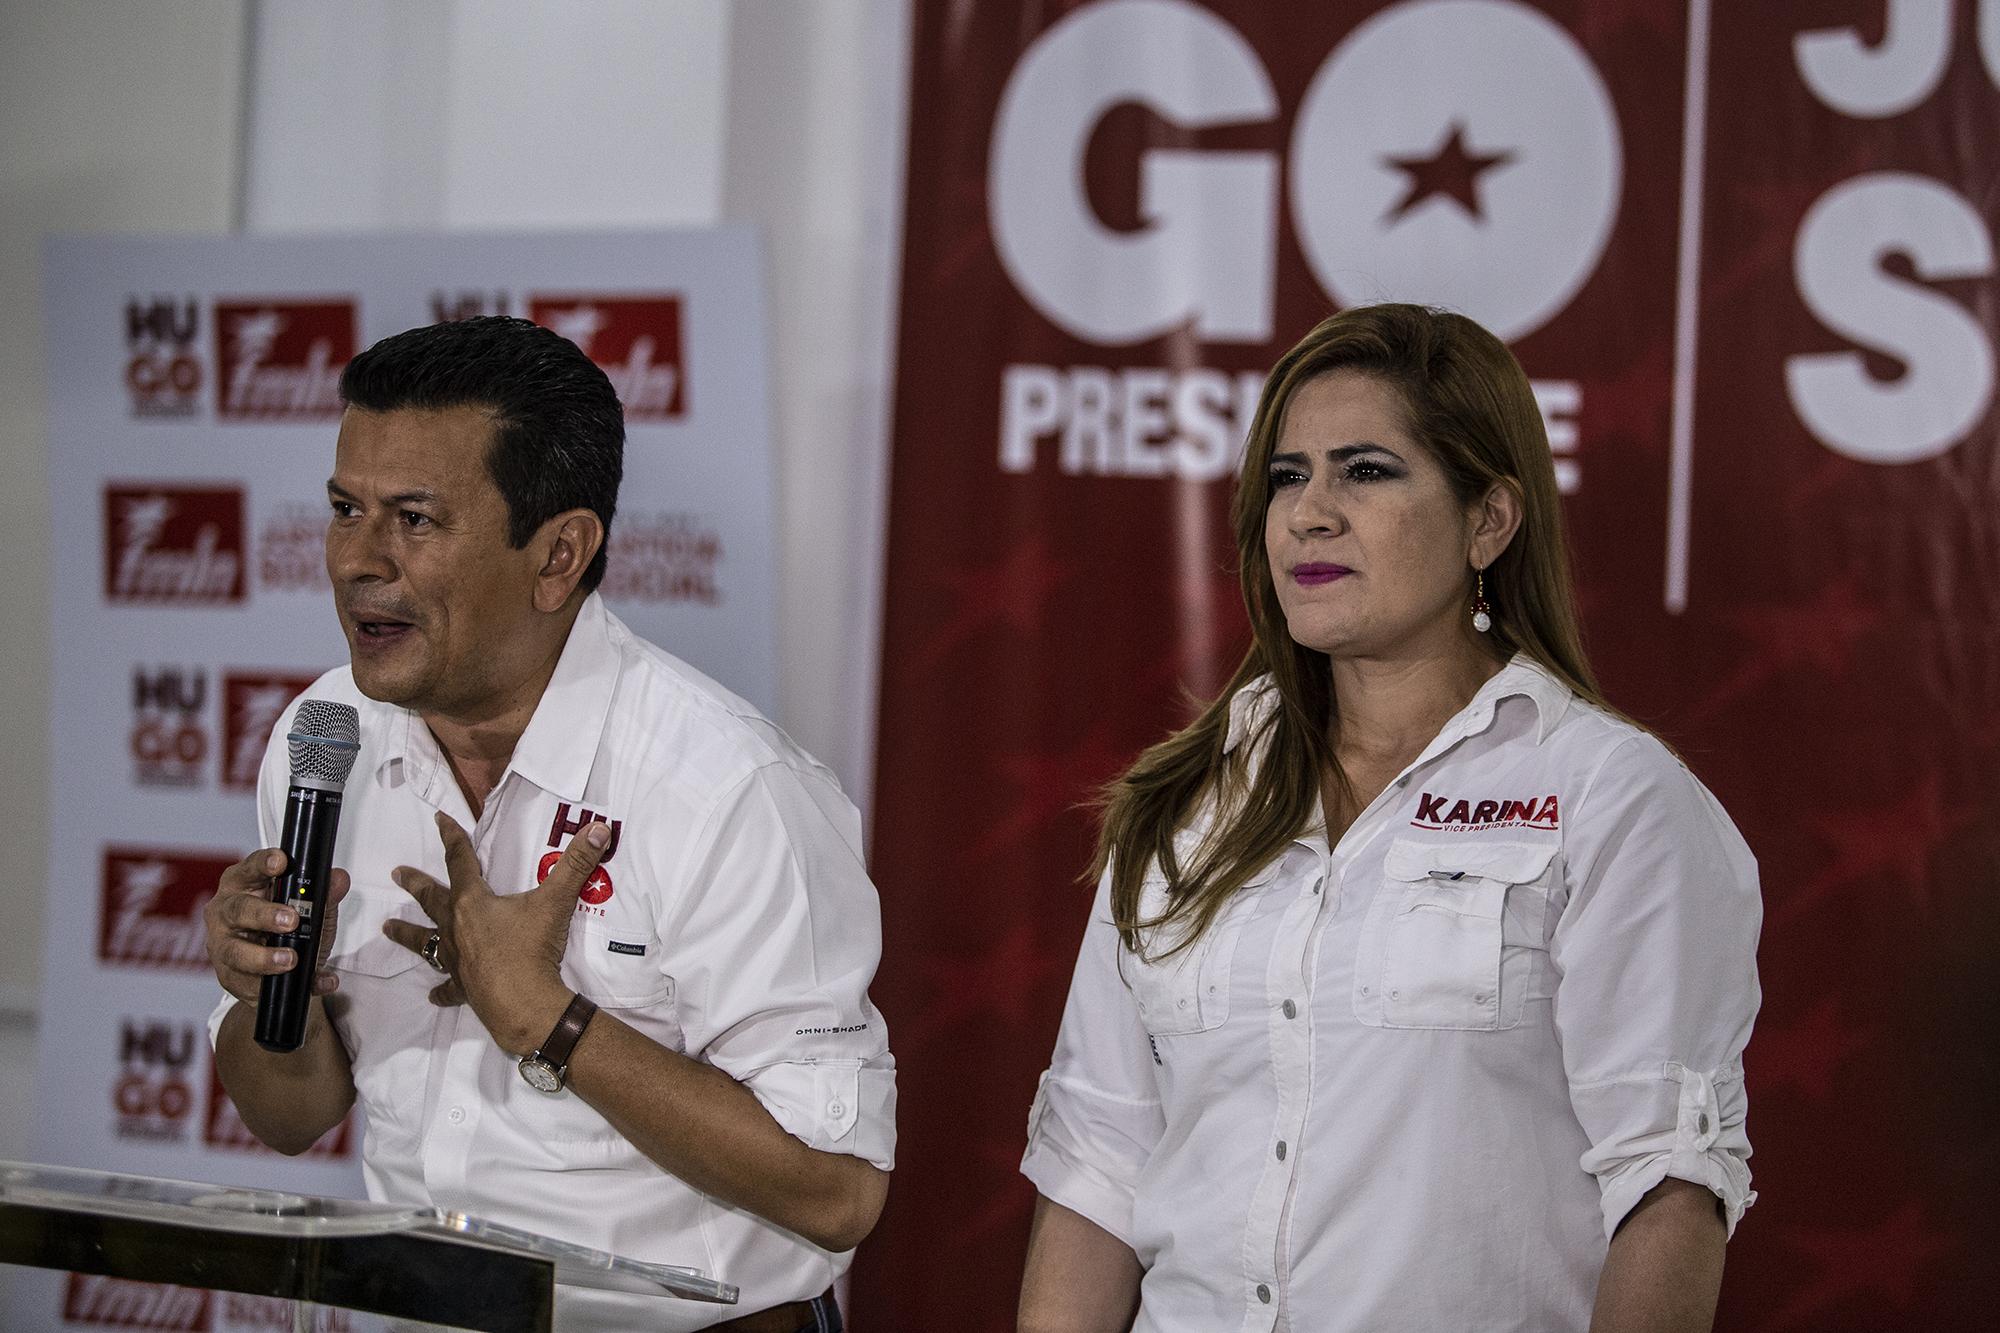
[{"left": 1292, "top": 563, "right": 1352, "bottom": 587}]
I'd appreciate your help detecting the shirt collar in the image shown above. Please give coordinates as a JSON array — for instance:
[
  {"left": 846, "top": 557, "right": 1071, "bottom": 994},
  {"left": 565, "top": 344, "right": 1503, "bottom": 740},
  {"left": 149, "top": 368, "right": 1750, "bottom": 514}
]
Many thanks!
[
  {"left": 1461, "top": 654, "right": 1573, "bottom": 745},
  {"left": 1223, "top": 675, "right": 1282, "bottom": 755},
  {"left": 372, "top": 593, "right": 621, "bottom": 804},
  {"left": 1221, "top": 652, "right": 1573, "bottom": 758},
  {"left": 502, "top": 593, "right": 621, "bottom": 801}
]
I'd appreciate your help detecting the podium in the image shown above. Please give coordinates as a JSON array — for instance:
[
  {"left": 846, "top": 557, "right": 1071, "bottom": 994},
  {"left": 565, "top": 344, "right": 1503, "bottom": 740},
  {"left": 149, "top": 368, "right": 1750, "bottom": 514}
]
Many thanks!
[{"left": 0, "top": 1160, "right": 737, "bottom": 1332}]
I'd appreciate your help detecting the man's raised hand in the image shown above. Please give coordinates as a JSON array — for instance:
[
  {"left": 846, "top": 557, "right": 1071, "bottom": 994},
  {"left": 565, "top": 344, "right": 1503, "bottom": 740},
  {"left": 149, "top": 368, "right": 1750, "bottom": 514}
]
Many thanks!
[{"left": 387, "top": 811, "right": 611, "bottom": 1054}]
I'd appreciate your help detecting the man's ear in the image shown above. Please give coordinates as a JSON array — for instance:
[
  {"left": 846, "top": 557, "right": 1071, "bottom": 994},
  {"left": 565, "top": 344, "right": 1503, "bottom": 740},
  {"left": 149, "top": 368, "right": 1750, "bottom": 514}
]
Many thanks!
[
  {"left": 1467, "top": 479, "right": 1524, "bottom": 571},
  {"left": 530, "top": 509, "right": 605, "bottom": 612}
]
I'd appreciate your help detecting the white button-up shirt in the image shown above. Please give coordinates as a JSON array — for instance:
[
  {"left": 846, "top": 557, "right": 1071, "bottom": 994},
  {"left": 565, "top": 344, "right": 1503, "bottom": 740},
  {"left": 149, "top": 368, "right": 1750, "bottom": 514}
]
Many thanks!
[
  {"left": 210, "top": 595, "right": 895, "bottom": 1331},
  {"left": 1022, "top": 656, "right": 1760, "bottom": 1333}
]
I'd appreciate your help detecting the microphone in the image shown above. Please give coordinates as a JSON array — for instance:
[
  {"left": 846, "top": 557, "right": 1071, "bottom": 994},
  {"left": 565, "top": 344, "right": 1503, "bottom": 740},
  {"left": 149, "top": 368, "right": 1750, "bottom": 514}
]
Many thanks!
[{"left": 254, "top": 699, "right": 362, "bottom": 1053}]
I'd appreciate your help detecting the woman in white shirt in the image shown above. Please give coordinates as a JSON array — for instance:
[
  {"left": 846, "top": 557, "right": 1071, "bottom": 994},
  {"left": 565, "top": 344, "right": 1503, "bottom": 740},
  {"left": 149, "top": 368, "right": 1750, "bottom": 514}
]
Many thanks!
[{"left": 1017, "top": 304, "right": 1761, "bottom": 1333}]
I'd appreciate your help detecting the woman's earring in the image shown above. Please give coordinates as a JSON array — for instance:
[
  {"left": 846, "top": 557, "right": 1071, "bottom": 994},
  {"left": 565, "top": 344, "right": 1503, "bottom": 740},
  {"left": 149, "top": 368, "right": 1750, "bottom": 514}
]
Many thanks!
[{"left": 1471, "top": 569, "right": 1492, "bottom": 633}]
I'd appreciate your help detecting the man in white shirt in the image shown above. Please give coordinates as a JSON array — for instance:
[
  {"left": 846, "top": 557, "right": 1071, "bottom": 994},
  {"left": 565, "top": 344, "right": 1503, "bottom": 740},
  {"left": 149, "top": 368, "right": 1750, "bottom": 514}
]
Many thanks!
[{"left": 203, "top": 316, "right": 892, "bottom": 1332}]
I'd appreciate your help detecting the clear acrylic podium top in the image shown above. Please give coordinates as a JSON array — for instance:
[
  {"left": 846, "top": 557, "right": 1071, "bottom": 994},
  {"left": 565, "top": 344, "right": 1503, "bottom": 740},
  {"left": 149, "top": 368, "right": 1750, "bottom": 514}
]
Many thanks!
[{"left": 0, "top": 1160, "right": 736, "bottom": 1332}]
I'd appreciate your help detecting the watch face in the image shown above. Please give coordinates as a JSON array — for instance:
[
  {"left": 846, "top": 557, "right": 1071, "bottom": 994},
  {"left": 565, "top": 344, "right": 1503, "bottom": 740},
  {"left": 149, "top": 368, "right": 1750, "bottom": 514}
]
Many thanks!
[{"left": 518, "top": 1056, "right": 564, "bottom": 1094}]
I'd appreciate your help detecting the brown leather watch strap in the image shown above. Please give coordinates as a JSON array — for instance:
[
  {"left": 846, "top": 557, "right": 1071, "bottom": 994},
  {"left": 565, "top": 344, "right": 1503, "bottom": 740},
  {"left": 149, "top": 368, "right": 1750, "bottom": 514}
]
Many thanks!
[{"left": 533, "top": 993, "right": 598, "bottom": 1072}]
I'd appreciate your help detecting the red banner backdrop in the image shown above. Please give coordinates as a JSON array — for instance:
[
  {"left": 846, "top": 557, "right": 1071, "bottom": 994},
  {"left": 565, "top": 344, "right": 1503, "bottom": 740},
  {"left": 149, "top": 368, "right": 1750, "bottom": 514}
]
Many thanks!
[{"left": 855, "top": 2, "right": 1997, "bottom": 1328}]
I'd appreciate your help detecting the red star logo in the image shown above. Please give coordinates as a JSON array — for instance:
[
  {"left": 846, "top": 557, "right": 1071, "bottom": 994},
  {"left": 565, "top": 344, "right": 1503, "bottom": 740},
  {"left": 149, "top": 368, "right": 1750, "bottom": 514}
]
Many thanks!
[
  {"left": 537, "top": 850, "right": 613, "bottom": 905},
  {"left": 1384, "top": 123, "right": 1514, "bottom": 223},
  {"left": 1748, "top": 996, "right": 1872, "bottom": 1101},
  {"left": 1761, "top": 1201, "right": 1955, "bottom": 1330},
  {"left": 917, "top": 535, "right": 1073, "bottom": 668},
  {"left": 1776, "top": 772, "right": 1973, "bottom": 926}
]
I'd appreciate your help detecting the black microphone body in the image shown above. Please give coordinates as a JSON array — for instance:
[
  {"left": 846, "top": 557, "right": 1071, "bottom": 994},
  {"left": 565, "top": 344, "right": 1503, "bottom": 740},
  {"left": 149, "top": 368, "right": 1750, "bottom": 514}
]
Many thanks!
[
  {"left": 254, "top": 699, "right": 360, "bottom": 1053},
  {"left": 254, "top": 784, "right": 344, "bottom": 1051}
]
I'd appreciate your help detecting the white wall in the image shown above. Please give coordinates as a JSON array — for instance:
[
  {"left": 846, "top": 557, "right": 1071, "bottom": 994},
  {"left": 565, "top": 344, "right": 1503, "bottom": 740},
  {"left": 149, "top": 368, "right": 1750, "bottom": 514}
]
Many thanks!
[
  {"left": 0, "top": 0, "right": 906, "bottom": 1159},
  {"left": 243, "top": 0, "right": 731, "bottom": 230},
  {"left": 241, "top": 0, "right": 906, "bottom": 801},
  {"left": 722, "top": 0, "right": 909, "bottom": 812}
]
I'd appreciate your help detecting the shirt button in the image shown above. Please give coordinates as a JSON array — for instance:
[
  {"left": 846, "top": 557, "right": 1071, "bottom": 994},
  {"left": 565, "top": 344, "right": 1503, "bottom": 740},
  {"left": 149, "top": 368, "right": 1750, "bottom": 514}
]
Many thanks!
[
  {"left": 1312, "top": 878, "right": 1324, "bottom": 895},
  {"left": 1176, "top": 997, "right": 1190, "bottom": 1010},
  {"left": 828, "top": 1100, "right": 846, "bottom": 1118},
  {"left": 1474, "top": 993, "right": 1489, "bottom": 1004},
  {"left": 1698, "top": 1113, "right": 1711, "bottom": 1135},
  {"left": 1389, "top": 989, "right": 1401, "bottom": 1000},
  {"left": 1282, "top": 999, "right": 1297, "bottom": 1019},
  {"left": 1275, "top": 1141, "right": 1287, "bottom": 1161},
  {"left": 1256, "top": 1284, "right": 1271, "bottom": 1304},
  {"left": 446, "top": 1106, "right": 466, "bottom": 1126}
]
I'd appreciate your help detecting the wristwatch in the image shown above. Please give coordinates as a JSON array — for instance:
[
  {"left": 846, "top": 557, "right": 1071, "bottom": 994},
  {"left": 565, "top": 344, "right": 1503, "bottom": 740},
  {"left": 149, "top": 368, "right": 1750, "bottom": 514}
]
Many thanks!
[{"left": 518, "top": 993, "right": 598, "bottom": 1094}]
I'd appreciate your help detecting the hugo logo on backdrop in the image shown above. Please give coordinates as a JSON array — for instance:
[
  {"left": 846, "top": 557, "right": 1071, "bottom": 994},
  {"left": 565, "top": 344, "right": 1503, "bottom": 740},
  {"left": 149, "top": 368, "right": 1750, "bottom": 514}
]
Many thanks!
[
  {"left": 130, "top": 666, "right": 208, "bottom": 788},
  {"left": 112, "top": 1018, "right": 198, "bottom": 1143},
  {"left": 991, "top": 0, "right": 1617, "bottom": 346},
  {"left": 122, "top": 296, "right": 203, "bottom": 419},
  {"left": 986, "top": 0, "right": 1599, "bottom": 487}
]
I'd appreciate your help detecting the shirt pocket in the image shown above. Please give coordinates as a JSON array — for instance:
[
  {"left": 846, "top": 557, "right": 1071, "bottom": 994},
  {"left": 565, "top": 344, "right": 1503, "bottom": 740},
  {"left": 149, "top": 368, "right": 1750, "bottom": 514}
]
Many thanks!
[
  {"left": 1116, "top": 874, "right": 1249, "bottom": 1037},
  {"left": 503, "top": 921, "right": 682, "bottom": 1146},
  {"left": 1354, "top": 838, "right": 1557, "bottom": 1032},
  {"left": 325, "top": 911, "right": 440, "bottom": 1144}
]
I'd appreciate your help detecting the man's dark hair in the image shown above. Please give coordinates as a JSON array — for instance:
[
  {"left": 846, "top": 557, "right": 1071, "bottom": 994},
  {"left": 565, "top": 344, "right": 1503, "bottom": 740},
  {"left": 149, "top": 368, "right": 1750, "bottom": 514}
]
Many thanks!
[{"left": 338, "top": 316, "right": 624, "bottom": 592}]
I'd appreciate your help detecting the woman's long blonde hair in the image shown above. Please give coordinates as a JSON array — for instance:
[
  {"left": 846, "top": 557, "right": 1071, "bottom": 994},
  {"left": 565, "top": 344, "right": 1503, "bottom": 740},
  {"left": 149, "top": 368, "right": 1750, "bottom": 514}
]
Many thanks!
[{"left": 1098, "top": 304, "right": 1611, "bottom": 957}]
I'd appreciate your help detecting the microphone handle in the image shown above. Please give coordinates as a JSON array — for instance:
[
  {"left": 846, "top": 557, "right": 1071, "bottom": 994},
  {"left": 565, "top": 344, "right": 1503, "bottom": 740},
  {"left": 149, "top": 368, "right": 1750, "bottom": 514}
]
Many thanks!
[{"left": 254, "top": 785, "right": 344, "bottom": 1053}]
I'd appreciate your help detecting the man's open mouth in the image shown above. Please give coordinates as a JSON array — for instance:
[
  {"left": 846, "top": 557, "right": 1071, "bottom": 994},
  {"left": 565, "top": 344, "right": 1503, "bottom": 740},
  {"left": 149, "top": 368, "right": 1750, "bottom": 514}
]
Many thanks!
[{"left": 355, "top": 619, "right": 415, "bottom": 640}]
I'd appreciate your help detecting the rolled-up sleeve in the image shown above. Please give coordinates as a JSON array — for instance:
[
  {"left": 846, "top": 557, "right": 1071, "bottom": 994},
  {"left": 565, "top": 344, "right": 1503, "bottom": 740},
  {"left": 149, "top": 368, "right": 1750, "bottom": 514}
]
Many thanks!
[
  {"left": 656, "top": 761, "right": 896, "bottom": 1172},
  {"left": 1552, "top": 734, "right": 1762, "bottom": 1241},
  {"left": 1020, "top": 870, "right": 1164, "bottom": 1247}
]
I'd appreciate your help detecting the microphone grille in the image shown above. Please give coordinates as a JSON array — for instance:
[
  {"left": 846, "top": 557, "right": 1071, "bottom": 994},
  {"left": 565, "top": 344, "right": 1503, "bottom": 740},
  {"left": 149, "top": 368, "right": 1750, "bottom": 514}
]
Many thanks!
[{"left": 287, "top": 699, "right": 362, "bottom": 787}]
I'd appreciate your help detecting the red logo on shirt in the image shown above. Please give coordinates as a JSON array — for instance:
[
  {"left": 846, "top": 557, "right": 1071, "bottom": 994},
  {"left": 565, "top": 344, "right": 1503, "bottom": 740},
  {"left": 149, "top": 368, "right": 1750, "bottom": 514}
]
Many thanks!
[
  {"left": 538, "top": 850, "right": 615, "bottom": 908},
  {"left": 543, "top": 803, "right": 622, "bottom": 913},
  {"left": 1411, "top": 792, "right": 1560, "bottom": 831}
]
